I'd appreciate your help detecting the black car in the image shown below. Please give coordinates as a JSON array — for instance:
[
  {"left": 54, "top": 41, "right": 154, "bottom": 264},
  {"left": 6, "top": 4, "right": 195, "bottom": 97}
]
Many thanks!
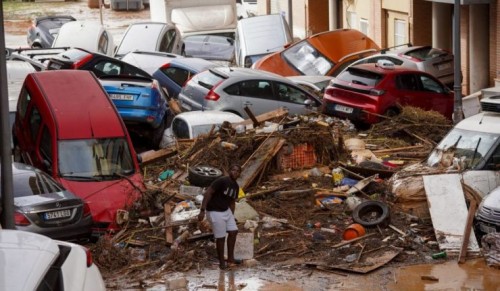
[
  {"left": 27, "top": 15, "right": 76, "bottom": 48},
  {"left": 46, "top": 47, "right": 152, "bottom": 79},
  {"left": 2, "top": 162, "right": 93, "bottom": 241}
]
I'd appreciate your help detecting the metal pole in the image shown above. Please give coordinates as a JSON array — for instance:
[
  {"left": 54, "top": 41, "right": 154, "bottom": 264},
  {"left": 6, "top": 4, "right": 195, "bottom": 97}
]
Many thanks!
[
  {"left": 288, "top": 0, "right": 293, "bottom": 38},
  {"left": 0, "top": 0, "right": 16, "bottom": 229},
  {"left": 453, "top": 0, "right": 463, "bottom": 124}
]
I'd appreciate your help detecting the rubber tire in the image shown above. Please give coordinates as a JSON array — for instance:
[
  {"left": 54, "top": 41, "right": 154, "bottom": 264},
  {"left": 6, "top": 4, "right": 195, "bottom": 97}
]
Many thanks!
[
  {"left": 352, "top": 200, "right": 390, "bottom": 228},
  {"left": 188, "top": 165, "right": 223, "bottom": 187}
]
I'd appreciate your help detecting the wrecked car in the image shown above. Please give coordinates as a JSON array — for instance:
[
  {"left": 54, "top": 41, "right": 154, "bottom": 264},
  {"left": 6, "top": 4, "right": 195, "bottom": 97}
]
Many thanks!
[{"left": 12, "top": 70, "right": 144, "bottom": 233}]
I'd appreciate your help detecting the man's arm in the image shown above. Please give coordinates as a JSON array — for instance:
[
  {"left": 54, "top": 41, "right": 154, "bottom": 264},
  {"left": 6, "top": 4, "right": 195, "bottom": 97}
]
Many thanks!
[
  {"left": 198, "top": 186, "right": 214, "bottom": 221},
  {"left": 229, "top": 199, "right": 236, "bottom": 214}
]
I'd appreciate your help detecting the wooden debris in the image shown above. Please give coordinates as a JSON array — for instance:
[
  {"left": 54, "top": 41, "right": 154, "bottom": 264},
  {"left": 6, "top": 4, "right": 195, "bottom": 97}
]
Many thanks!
[
  {"left": 332, "top": 233, "right": 377, "bottom": 248},
  {"left": 139, "top": 148, "right": 177, "bottom": 165},
  {"left": 388, "top": 224, "right": 406, "bottom": 237},
  {"left": 458, "top": 200, "right": 477, "bottom": 264},
  {"left": 235, "top": 107, "right": 288, "bottom": 126},
  {"left": 164, "top": 202, "right": 173, "bottom": 244}
]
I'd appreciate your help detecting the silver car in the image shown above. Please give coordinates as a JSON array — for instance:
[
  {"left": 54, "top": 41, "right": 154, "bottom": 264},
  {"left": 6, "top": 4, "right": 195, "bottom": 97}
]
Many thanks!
[
  {"left": 348, "top": 45, "right": 454, "bottom": 88},
  {"left": 178, "top": 67, "right": 322, "bottom": 118},
  {"left": 4, "top": 162, "right": 93, "bottom": 241}
]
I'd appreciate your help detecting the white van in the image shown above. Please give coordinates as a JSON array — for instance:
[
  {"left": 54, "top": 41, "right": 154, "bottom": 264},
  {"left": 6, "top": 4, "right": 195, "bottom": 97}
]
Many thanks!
[
  {"left": 234, "top": 14, "right": 292, "bottom": 68},
  {"left": 150, "top": 0, "right": 237, "bottom": 38},
  {"left": 52, "top": 21, "right": 115, "bottom": 56}
]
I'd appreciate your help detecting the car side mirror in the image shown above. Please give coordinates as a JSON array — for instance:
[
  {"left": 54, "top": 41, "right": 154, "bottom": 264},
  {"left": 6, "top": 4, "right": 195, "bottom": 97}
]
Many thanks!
[{"left": 304, "top": 99, "right": 312, "bottom": 106}]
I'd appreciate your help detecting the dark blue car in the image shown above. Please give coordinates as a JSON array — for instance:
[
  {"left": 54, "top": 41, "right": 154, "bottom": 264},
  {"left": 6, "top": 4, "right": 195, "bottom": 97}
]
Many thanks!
[
  {"left": 99, "top": 75, "right": 169, "bottom": 149},
  {"left": 151, "top": 57, "right": 218, "bottom": 98}
]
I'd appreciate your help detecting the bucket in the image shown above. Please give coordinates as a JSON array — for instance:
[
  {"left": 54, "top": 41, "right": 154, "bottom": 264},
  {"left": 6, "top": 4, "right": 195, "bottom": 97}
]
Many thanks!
[{"left": 342, "top": 223, "right": 366, "bottom": 241}]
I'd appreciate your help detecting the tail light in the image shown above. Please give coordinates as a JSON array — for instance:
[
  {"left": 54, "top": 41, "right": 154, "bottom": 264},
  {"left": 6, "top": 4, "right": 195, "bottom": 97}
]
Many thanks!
[
  {"left": 71, "top": 54, "right": 94, "bottom": 69},
  {"left": 324, "top": 88, "right": 334, "bottom": 96},
  {"left": 369, "top": 89, "right": 385, "bottom": 96},
  {"left": 151, "top": 79, "right": 160, "bottom": 92},
  {"left": 83, "top": 203, "right": 92, "bottom": 217},
  {"left": 204, "top": 80, "right": 223, "bottom": 101},
  {"left": 160, "top": 62, "right": 171, "bottom": 70},
  {"left": 14, "top": 212, "right": 31, "bottom": 226},
  {"left": 83, "top": 246, "right": 94, "bottom": 267}
]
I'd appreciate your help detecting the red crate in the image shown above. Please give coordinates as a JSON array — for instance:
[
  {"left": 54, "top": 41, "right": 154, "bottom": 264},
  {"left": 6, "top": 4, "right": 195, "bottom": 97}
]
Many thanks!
[{"left": 278, "top": 143, "right": 317, "bottom": 170}]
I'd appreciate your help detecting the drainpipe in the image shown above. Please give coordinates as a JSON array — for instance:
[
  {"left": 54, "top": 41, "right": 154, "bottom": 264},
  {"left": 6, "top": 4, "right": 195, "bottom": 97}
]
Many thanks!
[
  {"left": 453, "top": 0, "right": 463, "bottom": 124},
  {"left": 288, "top": 0, "right": 293, "bottom": 37},
  {"left": 329, "top": 0, "right": 338, "bottom": 30}
]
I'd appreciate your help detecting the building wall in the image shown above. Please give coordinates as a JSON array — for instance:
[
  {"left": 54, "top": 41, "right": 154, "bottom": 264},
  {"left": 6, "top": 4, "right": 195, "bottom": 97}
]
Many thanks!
[{"left": 411, "top": 0, "right": 432, "bottom": 46}]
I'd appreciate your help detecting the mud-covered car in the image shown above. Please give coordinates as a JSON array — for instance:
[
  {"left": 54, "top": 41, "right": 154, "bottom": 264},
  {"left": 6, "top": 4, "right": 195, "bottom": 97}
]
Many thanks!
[{"left": 27, "top": 15, "right": 76, "bottom": 48}]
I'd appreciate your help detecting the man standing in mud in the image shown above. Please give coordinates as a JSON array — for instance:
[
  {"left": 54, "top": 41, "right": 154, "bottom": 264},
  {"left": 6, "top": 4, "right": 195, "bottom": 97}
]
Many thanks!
[{"left": 198, "top": 164, "right": 242, "bottom": 270}]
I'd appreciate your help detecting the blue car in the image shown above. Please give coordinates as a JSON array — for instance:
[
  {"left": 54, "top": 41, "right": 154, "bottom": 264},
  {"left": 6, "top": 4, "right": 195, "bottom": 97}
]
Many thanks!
[
  {"left": 99, "top": 75, "right": 169, "bottom": 149},
  {"left": 151, "top": 57, "right": 218, "bottom": 98}
]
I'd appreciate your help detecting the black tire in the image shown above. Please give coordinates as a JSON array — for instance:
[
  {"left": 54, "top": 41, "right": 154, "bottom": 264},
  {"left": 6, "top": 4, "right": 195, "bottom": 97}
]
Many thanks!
[
  {"left": 384, "top": 108, "right": 399, "bottom": 118},
  {"left": 352, "top": 200, "right": 390, "bottom": 228},
  {"left": 188, "top": 165, "right": 223, "bottom": 187},
  {"left": 151, "top": 117, "right": 167, "bottom": 149}
]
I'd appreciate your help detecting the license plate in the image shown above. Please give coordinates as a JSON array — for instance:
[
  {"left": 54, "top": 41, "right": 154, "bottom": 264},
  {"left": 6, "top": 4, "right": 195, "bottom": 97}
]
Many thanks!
[
  {"left": 334, "top": 104, "right": 353, "bottom": 114},
  {"left": 44, "top": 209, "right": 71, "bottom": 220},
  {"left": 479, "top": 222, "right": 497, "bottom": 234},
  {"left": 110, "top": 94, "right": 134, "bottom": 101},
  {"left": 437, "top": 62, "right": 452, "bottom": 70}
]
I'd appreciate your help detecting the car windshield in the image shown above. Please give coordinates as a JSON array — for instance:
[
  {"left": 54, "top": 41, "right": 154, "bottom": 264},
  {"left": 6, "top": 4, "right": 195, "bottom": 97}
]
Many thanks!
[
  {"left": 427, "top": 128, "right": 500, "bottom": 169},
  {"left": 405, "top": 47, "right": 448, "bottom": 61},
  {"left": 58, "top": 138, "right": 135, "bottom": 179},
  {"left": 336, "top": 67, "right": 383, "bottom": 87},
  {"left": 9, "top": 171, "right": 64, "bottom": 197},
  {"left": 283, "top": 41, "right": 333, "bottom": 75}
]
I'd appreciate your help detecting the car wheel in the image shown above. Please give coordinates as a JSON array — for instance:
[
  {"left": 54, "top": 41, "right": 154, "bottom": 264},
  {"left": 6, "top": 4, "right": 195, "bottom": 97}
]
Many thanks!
[
  {"left": 384, "top": 108, "right": 399, "bottom": 118},
  {"left": 151, "top": 117, "right": 167, "bottom": 149},
  {"left": 188, "top": 165, "right": 223, "bottom": 187},
  {"left": 352, "top": 200, "right": 390, "bottom": 228}
]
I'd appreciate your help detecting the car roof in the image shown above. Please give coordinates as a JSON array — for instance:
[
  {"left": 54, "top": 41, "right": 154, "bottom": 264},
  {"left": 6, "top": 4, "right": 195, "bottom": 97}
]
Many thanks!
[
  {"left": 170, "top": 57, "right": 218, "bottom": 71},
  {"left": 211, "top": 66, "right": 287, "bottom": 80},
  {"left": 174, "top": 111, "right": 244, "bottom": 126},
  {"left": 0, "top": 230, "right": 59, "bottom": 291},
  {"left": 454, "top": 111, "right": 500, "bottom": 134},
  {"left": 29, "top": 70, "right": 125, "bottom": 139},
  {"left": 286, "top": 75, "right": 334, "bottom": 84},
  {"left": 347, "top": 62, "right": 426, "bottom": 75}
]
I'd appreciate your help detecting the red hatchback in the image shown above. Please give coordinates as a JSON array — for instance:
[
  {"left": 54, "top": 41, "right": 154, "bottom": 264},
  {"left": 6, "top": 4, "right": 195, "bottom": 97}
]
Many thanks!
[{"left": 322, "top": 61, "right": 454, "bottom": 124}]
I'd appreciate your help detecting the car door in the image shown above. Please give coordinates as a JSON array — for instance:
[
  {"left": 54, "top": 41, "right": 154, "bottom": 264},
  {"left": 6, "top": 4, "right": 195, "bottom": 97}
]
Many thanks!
[
  {"left": 273, "top": 82, "right": 320, "bottom": 115},
  {"left": 14, "top": 94, "right": 44, "bottom": 169},
  {"left": 235, "top": 80, "right": 279, "bottom": 117},
  {"left": 157, "top": 64, "right": 192, "bottom": 97},
  {"left": 417, "top": 74, "right": 454, "bottom": 118}
]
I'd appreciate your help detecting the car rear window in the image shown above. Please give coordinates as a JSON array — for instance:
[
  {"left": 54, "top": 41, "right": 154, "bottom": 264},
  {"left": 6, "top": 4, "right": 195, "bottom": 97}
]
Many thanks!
[
  {"left": 58, "top": 49, "right": 91, "bottom": 62},
  {"left": 336, "top": 67, "right": 383, "bottom": 87},
  {"left": 191, "top": 70, "right": 224, "bottom": 90},
  {"left": 405, "top": 47, "right": 447, "bottom": 61},
  {"left": 11, "top": 171, "right": 64, "bottom": 197}
]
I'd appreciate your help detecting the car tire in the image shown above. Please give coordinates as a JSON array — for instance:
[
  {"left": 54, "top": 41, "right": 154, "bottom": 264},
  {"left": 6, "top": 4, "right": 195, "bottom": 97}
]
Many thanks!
[
  {"left": 384, "top": 108, "right": 399, "bottom": 118},
  {"left": 188, "top": 165, "right": 223, "bottom": 187},
  {"left": 352, "top": 200, "right": 390, "bottom": 228},
  {"left": 151, "top": 117, "right": 167, "bottom": 149}
]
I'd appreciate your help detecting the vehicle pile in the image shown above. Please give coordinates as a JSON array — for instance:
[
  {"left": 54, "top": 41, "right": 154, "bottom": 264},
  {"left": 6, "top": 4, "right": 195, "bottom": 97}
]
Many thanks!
[{"left": 87, "top": 106, "right": 491, "bottom": 288}]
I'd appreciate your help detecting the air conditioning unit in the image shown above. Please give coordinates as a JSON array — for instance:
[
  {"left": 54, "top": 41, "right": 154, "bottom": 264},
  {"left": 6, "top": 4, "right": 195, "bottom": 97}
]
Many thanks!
[{"left": 480, "top": 95, "right": 500, "bottom": 113}]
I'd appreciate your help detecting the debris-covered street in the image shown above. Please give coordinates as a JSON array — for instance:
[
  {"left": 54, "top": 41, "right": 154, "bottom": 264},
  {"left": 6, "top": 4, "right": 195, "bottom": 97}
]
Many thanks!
[{"left": 3, "top": 1, "right": 500, "bottom": 290}]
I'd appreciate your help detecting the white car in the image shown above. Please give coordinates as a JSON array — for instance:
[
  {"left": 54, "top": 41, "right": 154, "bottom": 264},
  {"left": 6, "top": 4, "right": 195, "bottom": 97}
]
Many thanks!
[
  {"left": 160, "top": 111, "right": 244, "bottom": 148},
  {"left": 0, "top": 230, "right": 106, "bottom": 291},
  {"left": 52, "top": 21, "right": 115, "bottom": 56}
]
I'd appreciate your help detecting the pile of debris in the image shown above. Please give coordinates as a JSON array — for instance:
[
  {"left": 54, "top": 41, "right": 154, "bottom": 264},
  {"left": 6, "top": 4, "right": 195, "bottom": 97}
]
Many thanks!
[{"left": 92, "top": 106, "right": 482, "bottom": 285}]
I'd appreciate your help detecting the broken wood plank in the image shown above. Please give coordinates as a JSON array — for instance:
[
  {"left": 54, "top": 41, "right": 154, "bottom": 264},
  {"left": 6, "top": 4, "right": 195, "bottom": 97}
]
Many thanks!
[
  {"left": 458, "top": 200, "right": 477, "bottom": 264},
  {"left": 164, "top": 202, "right": 173, "bottom": 244},
  {"left": 371, "top": 145, "right": 425, "bottom": 154},
  {"left": 245, "top": 185, "right": 287, "bottom": 200},
  {"left": 235, "top": 107, "right": 289, "bottom": 127},
  {"left": 388, "top": 224, "right": 406, "bottom": 237},
  {"left": 332, "top": 233, "right": 377, "bottom": 248},
  {"left": 244, "top": 106, "right": 260, "bottom": 128},
  {"left": 139, "top": 148, "right": 177, "bottom": 165},
  {"left": 237, "top": 137, "right": 286, "bottom": 191}
]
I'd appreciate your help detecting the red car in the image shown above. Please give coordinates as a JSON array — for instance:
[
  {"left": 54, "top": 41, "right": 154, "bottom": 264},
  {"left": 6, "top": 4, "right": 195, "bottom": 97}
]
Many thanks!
[
  {"left": 13, "top": 70, "right": 145, "bottom": 233},
  {"left": 322, "top": 61, "right": 454, "bottom": 125}
]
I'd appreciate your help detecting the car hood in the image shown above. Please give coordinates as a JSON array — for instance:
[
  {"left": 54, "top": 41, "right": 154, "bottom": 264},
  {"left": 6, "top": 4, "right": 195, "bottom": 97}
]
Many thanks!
[{"left": 58, "top": 174, "right": 144, "bottom": 224}]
